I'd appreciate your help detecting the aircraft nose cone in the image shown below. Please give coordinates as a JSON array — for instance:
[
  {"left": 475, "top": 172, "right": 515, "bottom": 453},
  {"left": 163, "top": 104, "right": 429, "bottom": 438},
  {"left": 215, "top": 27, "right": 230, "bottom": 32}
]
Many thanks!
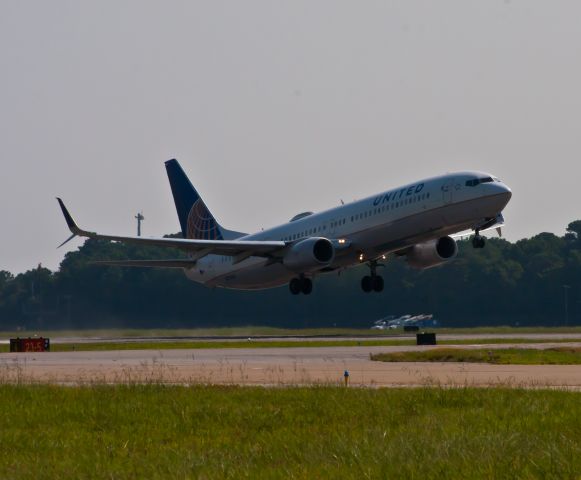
[
  {"left": 501, "top": 183, "right": 512, "bottom": 198},
  {"left": 495, "top": 183, "right": 512, "bottom": 207}
]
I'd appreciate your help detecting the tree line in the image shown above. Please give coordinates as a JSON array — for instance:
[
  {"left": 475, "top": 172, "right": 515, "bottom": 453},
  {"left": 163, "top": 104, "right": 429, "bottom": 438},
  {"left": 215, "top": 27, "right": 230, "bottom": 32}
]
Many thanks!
[{"left": 1, "top": 221, "right": 580, "bottom": 330}]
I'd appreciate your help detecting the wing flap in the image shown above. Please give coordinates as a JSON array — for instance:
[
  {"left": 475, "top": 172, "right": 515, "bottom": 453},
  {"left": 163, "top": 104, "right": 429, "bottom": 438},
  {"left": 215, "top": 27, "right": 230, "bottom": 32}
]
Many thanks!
[{"left": 91, "top": 259, "right": 198, "bottom": 269}]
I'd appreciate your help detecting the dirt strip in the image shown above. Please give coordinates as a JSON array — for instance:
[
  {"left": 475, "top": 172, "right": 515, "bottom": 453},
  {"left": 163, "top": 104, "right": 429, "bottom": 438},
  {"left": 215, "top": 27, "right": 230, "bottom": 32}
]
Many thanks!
[{"left": 0, "top": 344, "right": 580, "bottom": 388}]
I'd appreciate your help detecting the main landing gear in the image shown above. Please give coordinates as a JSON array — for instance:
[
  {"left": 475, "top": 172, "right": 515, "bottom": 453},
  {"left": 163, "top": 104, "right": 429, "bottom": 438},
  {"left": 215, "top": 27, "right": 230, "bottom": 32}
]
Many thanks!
[
  {"left": 472, "top": 230, "right": 486, "bottom": 249},
  {"left": 361, "top": 260, "right": 384, "bottom": 293},
  {"left": 289, "top": 276, "right": 313, "bottom": 295}
]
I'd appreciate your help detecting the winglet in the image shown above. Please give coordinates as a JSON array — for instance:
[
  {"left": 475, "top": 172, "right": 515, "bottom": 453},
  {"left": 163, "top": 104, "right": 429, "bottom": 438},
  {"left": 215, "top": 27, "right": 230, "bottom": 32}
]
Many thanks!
[
  {"left": 57, "top": 233, "right": 77, "bottom": 249},
  {"left": 56, "top": 198, "right": 93, "bottom": 248},
  {"left": 57, "top": 198, "right": 81, "bottom": 234}
]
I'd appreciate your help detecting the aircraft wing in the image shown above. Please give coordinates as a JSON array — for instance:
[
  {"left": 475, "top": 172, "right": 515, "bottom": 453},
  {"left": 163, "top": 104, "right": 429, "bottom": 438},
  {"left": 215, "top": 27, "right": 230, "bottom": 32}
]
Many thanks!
[
  {"left": 91, "top": 259, "right": 200, "bottom": 268},
  {"left": 56, "top": 198, "right": 286, "bottom": 261}
]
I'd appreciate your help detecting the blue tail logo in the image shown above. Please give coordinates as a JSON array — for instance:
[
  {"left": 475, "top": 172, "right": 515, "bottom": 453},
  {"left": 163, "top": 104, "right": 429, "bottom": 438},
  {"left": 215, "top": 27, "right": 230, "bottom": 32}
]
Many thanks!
[
  {"left": 165, "top": 159, "right": 227, "bottom": 240},
  {"left": 186, "top": 199, "right": 223, "bottom": 240},
  {"left": 165, "top": 159, "right": 247, "bottom": 240}
]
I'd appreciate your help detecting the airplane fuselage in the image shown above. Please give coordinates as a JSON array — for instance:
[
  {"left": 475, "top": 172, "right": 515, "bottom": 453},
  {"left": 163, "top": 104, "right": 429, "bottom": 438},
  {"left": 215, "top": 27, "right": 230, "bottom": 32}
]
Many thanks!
[{"left": 187, "top": 171, "right": 512, "bottom": 289}]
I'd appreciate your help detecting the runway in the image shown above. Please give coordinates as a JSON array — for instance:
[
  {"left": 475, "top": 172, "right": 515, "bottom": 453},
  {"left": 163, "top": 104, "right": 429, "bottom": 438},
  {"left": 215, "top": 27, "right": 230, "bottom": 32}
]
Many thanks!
[{"left": 1, "top": 341, "right": 581, "bottom": 388}]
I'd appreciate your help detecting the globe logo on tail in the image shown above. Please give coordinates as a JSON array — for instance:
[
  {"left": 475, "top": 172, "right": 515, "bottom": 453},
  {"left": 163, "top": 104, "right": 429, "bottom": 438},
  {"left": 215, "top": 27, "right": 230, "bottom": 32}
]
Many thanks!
[{"left": 186, "top": 199, "right": 223, "bottom": 240}]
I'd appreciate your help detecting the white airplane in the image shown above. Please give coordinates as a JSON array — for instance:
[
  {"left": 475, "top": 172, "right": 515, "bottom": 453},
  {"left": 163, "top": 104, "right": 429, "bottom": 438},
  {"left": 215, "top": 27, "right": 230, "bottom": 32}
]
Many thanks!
[{"left": 57, "top": 159, "right": 512, "bottom": 295}]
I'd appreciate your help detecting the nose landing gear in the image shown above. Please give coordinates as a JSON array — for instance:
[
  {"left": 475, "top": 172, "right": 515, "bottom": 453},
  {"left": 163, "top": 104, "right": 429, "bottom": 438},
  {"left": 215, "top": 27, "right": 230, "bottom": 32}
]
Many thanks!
[
  {"left": 289, "top": 276, "right": 313, "bottom": 295},
  {"left": 361, "top": 260, "right": 384, "bottom": 293},
  {"left": 472, "top": 230, "right": 486, "bottom": 249}
]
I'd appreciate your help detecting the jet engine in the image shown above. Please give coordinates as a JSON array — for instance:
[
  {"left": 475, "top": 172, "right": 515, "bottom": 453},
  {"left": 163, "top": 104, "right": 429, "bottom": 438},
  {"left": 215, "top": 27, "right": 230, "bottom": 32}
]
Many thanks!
[
  {"left": 283, "top": 237, "right": 335, "bottom": 272},
  {"left": 406, "top": 236, "right": 458, "bottom": 269}
]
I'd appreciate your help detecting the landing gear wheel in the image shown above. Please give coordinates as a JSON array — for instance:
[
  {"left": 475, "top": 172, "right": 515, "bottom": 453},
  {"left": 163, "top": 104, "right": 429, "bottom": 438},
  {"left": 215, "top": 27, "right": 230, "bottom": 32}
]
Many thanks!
[
  {"left": 289, "top": 278, "right": 302, "bottom": 295},
  {"left": 301, "top": 278, "right": 313, "bottom": 295},
  {"left": 361, "top": 276, "right": 373, "bottom": 293},
  {"left": 472, "top": 235, "right": 486, "bottom": 249},
  {"left": 290, "top": 277, "right": 313, "bottom": 295},
  {"left": 372, "top": 275, "right": 384, "bottom": 292}
]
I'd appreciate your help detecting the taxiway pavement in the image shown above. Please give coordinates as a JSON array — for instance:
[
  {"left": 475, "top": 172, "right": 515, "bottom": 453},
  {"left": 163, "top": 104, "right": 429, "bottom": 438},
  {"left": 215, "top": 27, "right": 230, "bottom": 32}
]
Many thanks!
[{"left": 1, "top": 341, "right": 580, "bottom": 388}]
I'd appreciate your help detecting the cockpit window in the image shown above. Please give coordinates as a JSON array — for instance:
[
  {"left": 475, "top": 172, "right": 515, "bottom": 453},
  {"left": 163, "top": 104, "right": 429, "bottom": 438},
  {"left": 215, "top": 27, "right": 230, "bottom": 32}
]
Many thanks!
[{"left": 465, "top": 176, "right": 494, "bottom": 187}]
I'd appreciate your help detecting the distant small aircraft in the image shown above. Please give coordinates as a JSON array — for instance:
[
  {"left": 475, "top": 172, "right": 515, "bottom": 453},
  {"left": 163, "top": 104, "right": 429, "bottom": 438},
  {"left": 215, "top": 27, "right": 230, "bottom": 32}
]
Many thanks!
[{"left": 57, "top": 159, "right": 511, "bottom": 295}]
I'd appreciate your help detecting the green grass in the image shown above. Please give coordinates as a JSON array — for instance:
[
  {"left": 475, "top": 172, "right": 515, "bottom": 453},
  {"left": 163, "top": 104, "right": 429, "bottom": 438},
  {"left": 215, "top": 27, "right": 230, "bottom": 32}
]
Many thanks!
[
  {"left": 0, "top": 385, "right": 579, "bottom": 479},
  {"left": 2, "top": 337, "right": 580, "bottom": 353},
  {"left": 0, "top": 339, "right": 417, "bottom": 353},
  {"left": 2, "top": 325, "right": 581, "bottom": 340},
  {"left": 441, "top": 337, "right": 581, "bottom": 345},
  {"left": 372, "top": 347, "right": 581, "bottom": 365}
]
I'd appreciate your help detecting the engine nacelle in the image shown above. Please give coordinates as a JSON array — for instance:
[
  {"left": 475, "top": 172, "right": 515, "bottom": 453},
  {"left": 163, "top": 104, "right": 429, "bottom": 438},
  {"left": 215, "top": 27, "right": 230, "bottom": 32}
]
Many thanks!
[
  {"left": 406, "top": 236, "right": 458, "bottom": 269},
  {"left": 283, "top": 237, "right": 335, "bottom": 272}
]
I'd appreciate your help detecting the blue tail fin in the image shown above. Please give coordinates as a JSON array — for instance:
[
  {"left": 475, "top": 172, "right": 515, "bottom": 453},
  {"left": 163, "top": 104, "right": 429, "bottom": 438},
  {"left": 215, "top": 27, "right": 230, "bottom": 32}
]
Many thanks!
[{"left": 165, "top": 159, "right": 227, "bottom": 240}]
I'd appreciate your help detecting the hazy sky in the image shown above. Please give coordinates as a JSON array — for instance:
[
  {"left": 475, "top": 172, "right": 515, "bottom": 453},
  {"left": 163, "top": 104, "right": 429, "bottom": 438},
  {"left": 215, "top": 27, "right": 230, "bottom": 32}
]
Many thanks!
[{"left": 1, "top": 1, "right": 580, "bottom": 273}]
